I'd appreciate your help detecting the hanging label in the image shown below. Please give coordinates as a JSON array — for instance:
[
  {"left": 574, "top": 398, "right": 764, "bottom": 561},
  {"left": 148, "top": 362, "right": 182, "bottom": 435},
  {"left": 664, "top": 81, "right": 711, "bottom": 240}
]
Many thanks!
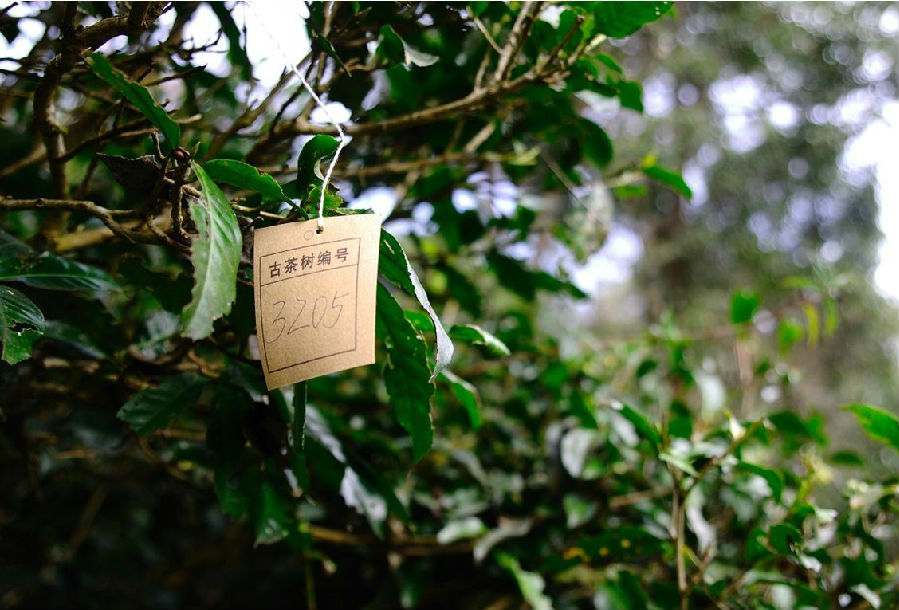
[{"left": 253, "top": 214, "right": 381, "bottom": 390}]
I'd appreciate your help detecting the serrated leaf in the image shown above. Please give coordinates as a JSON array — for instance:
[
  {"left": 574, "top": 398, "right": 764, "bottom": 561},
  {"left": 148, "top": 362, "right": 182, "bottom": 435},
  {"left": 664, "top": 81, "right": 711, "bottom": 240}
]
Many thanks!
[
  {"left": 845, "top": 404, "right": 899, "bottom": 453},
  {"left": 0, "top": 253, "right": 119, "bottom": 292},
  {"left": 379, "top": 230, "right": 453, "bottom": 379},
  {"left": 97, "top": 153, "right": 162, "bottom": 192},
  {"left": 297, "top": 135, "right": 339, "bottom": 195},
  {"left": 118, "top": 373, "right": 207, "bottom": 435},
  {"left": 203, "top": 159, "right": 289, "bottom": 202},
  {"left": 376, "top": 284, "right": 434, "bottom": 461},
  {"left": 731, "top": 290, "right": 760, "bottom": 324},
  {"left": 182, "top": 162, "right": 242, "bottom": 340},
  {"left": 439, "top": 370, "right": 482, "bottom": 429},
  {"left": 0, "top": 285, "right": 44, "bottom": 364},
  {"left": 85, "top": 52, "right": 180, "bottom": 147},
  {"left": 644, "top": 165, "right": 692, "bottom": 198},
  {"left": 449, "top": 324, "right": 510, "bottom": 357}
]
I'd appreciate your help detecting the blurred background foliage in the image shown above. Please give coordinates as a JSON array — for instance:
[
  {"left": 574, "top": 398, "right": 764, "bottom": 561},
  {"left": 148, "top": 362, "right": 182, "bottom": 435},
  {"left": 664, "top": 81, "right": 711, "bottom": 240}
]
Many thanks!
[{"left": 1, "top": 2, "right": 897, "bottom": 609}]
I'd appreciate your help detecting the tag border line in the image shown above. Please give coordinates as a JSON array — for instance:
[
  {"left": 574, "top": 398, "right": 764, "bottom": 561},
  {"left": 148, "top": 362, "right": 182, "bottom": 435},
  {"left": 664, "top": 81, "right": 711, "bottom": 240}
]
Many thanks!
[
  {"left": 258, "top": 237, "right": 361, "bottom": 286},
  {"left": 259, "top": 257, "right": 360, "bottom": 375}
]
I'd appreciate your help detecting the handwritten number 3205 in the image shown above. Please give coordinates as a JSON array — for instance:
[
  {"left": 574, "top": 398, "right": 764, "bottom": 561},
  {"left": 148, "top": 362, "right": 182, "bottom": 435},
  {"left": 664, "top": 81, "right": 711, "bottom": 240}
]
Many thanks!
[{"left": 266, "top": 292, "right": 348, "bottom": 343}]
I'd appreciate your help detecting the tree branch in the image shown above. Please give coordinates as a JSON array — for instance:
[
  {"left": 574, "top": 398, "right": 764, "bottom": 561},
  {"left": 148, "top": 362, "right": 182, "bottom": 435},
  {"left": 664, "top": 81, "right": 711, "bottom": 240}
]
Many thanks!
[
  {"left": 31, "top": 3, "right": 166, "bottom": 199},
  {"left": 493, "top": 1, "right": 543, "bottom": 83},
  {"left": 0, "top": 195, "right": 141, "bottom": 243}
]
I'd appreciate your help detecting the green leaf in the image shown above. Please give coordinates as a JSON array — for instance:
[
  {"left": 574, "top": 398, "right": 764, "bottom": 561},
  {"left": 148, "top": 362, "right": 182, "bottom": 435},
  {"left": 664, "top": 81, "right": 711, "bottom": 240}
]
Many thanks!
[
  {"left": 845, "top": 404, "right": 899, "bottom": 453},
  {"left": 202, "top": 159, "right": 289, "bottom": 202},
  {"left": 731, "top": 290, "right": 760, "bottom": 324},
  {"left": 439, "top": 370, "right": 482, "bottom": 429},
  {"left": 85, "top": 52, "right": 180, "bottom": 147},
  {"left": 580, "top": 118, "right": 614, "bottom": 167},
  {"left": 340, "top": 468, "right": 388, "bottom": 538},
  {"left": 823, "top": 297, "right": 838, "bottom": 337},
  {"left": 469, "top": 2, "right": 488, "bottom": 17},
  {"left": 768, "top": 523, "right": 801, "bottom": 555},
  {"left": 777, "top": 318, "right": 804, "bottom": 351},
  {"left": 253, "top": 480, "right": 292, "bottom": 545},
  {"left": 291, "top": 382, "right": 307, "bottom": 452},
  {"left": 449, "top": 324, "right": 510, "bottom": 357},
  {"left": 437, "top": 516, "right": 486, "bottom": 544},
  {"left": 118, "top": 373, "right": 207, "bottom": 435},
  {"left": 379, "top": 230, "right": 454, "bottom": 378},
  {"left": 738, "top": 461, "right": 785, "bottom": 501},
  {"left": 207, "top": 383, "right": 254, "bottom": 518},
  {"left": 660, "top": 450, "right": 698, "bottom": 477},
  {"left": 287, "top": 382, "right": 309, "bottom": 492},
  {"left": 378, "top": 25, "right": 438, "bottom": 67},
  {"left": 496, "top": 553, "right": 552, "bottom": 610},
  {"left": 312, "top": 30, "right": 349, "bottom": 74},
  {"left": 595, "top": 52, "right": 623, "bottom": 74},
  {"left": 564, "top": 493, "right": 598, "bottom": 529},
  {"left": 592, "top": 2, "right": 673, "bottom": 38},
  {"left": 0, "top": 285, "right": 45, "bottom": 365},
  {"left": 643, "top": 165, "right": 692, "bottom": 199},
  {"left": 297, "top": 135, "right": 339, "bottom": 195},
  {"left": 0, "top": 253, "right": 118, "bottom": 292},
  {"left": 803, "top": 302, "right": 819, "bottom": 346},
  {"left": 376, "top": 284, "right": 434, "bottom": 461},
  {"left": 618, "top": 403, "right": 661, "bottom": 449},
  {"left": 305, "top": 405, "right": 408, "bottom": 531},
  {"left": 828, "top": 450, "right": 864, "bottom": 467},
  {"left": 618, "top": 80, "right": 643, "bottom": 112},
  {"left": 182, "top": 162, "right": 242, "bottom": 340}
]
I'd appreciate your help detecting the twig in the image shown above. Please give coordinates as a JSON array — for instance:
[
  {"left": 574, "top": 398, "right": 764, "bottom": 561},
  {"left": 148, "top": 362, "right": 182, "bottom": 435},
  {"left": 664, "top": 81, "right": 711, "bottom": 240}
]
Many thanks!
[
  {"left": 472, "top": 13, "right": 502, "bottom": 54},
  {"left": 31, "top": 5, "right": 162, "bottom": 198},
  {"left": 0, "top": 195, "right": 140, "bottom": 243},
  {"left": 273, "top": 68, "right": 550, "bottom": 139},
  {"left": 683, "top": 418, "right": 766, "bottom": 497},
  {"left": 609, "top": 486, "right": 672, "bottom": 509},
  {"left": 674, "top": 489, "right": 688, "bottom": 610},
  {"left": 203, "top": 53, "right": 309, "bottom": 160},
  {"left": 493, "top": 1, "right": 543, "bottom": 83},
  {"left": 305, "top": 524, "right": 477, "bottom": 556},
  {"left": 538, "top": 14, "right": 585, "bottom": 70},
  {"left": 62, "top": 487, "right": 107, "bottom": 561}
]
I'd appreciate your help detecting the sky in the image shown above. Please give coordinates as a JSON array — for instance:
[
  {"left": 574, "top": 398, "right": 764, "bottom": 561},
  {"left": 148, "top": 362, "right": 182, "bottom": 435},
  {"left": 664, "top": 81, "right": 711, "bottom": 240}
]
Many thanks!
[{"left": 1, "top": 2, "right": 896, "bottom": 309}]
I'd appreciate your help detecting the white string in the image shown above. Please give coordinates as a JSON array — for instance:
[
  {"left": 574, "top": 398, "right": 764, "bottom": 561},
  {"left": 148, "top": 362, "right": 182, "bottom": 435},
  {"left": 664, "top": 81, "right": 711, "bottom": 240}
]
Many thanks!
[{"left": 243, "top": 1, "right": 349, "bottom": 231}]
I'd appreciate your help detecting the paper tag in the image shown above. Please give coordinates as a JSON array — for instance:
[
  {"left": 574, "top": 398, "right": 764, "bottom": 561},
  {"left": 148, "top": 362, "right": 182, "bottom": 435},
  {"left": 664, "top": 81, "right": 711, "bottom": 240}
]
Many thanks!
[{"left": 253, "top": 214, "right": 381, "bottom": 390}]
